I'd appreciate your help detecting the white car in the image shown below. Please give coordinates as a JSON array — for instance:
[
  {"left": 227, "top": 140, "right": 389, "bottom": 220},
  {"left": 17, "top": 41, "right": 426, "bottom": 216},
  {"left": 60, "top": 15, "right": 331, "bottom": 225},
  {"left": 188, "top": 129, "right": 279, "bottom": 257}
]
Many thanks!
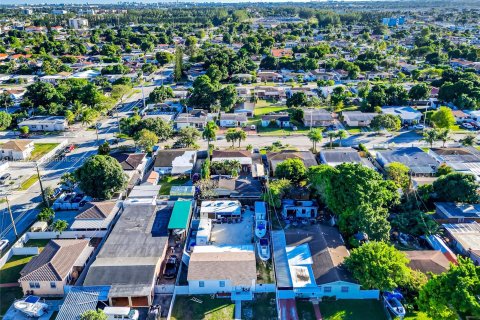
[{"left": 413, "top": 124, "right": 424, "bottom": 130}]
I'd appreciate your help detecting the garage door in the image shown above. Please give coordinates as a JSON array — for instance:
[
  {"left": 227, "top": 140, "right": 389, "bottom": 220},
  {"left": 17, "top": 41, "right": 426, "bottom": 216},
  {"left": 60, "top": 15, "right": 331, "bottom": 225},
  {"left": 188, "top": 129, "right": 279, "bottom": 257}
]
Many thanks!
[
  {"left": 111, "top": 297, "right": 129, "bottom": 306},
  {"left": 131, "top": 296, "right": 149, "bottom": 307}
]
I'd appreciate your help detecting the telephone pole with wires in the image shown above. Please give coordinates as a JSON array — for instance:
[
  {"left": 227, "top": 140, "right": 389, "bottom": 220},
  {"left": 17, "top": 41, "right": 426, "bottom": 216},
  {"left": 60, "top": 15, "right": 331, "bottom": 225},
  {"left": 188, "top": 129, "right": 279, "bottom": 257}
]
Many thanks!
[{"left": 1, "top": 193, "right": 18, "bottom": 239}]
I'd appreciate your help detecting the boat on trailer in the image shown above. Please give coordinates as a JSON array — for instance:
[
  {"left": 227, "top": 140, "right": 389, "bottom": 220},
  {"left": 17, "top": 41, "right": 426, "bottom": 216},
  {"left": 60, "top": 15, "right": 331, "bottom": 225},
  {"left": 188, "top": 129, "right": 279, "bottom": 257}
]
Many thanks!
[
  {"left": 254, "top": 201, "right": 268, "bottom": 238},
  {"left": 383, "top": 292, "right": 406, "bottom": 319},
  {"left": 257, "top": 237, "right": 271, "bottom": 261},
  {"left": 14, "top": 296, "right": 48, "bottom": 317}
]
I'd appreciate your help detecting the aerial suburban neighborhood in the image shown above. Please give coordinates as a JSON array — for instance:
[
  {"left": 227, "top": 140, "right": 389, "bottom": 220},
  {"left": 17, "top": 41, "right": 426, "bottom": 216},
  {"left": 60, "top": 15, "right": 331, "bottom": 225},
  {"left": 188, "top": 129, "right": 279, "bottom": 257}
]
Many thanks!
[{"left": 0, "top": 1, "right": 480, "bottom": 320}]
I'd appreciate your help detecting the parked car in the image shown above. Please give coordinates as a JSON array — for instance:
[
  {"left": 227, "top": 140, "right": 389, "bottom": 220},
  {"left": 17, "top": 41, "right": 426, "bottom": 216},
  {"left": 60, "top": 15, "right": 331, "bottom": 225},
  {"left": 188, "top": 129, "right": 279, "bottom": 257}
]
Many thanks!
[
  {"left": 0, "top": 173, "right": 11, "bottom": 184},
  {"left": 64, "top": 144, "right": 76, "bottom": 153},
  {"left": 413, "top": 124, "right": 424, "bottom": 130},
  {"left": 163, "top": 255, "right": 179, "bottom": 279},
  {"left": 462, "top": 123, "right": 474, "bottom": 130},
  {"left": 0, "top": 239, "right": 9, "bottom": 252},
  {"left": 50, "top": 187, "right": 64, "bottom": 199}
]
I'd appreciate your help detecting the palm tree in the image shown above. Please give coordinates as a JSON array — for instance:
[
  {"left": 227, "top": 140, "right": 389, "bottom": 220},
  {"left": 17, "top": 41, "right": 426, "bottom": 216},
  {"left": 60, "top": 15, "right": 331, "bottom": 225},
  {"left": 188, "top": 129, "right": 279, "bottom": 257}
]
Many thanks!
[
  {"left": 336, "top": 129, "right": 348, "bottom": 147},
  {"left": 438, "top": 129, "right": 450, "bottom": 148},
  {"left": 461, "top": 135, "right": 475, "bottom": 146},
  {"left": 225, "top": 128, "right": 237, "bottom": 148},
  {"left": 307, "top": 128, "right": 323, "bottom": 153},
  {"left": 423, "top": 128, "right": 438, "bottom": 148},
  {"left": 236, "top": 130, "right": 247, "bottom": 148},
  {"left": 327, "top": 131, "right": 337, "bottom": 148},
  {"left": 203, "top": 121, "right": 218, "bottom": 150},
  {"left": 81, "top": 109, "right": 98, "bottom": 127}
]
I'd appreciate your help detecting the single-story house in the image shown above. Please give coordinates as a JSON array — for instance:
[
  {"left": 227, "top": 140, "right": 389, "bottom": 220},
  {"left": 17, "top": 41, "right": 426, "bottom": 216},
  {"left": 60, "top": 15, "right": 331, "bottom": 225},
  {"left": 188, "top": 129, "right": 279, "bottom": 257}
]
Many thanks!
[
  {"left": 200, "top": 200, "right": 241, "bottom": 219},
  {"left": 381, "top": 106, "right": 422, "bottom": 125},
  {"left": 267, "top": 150, "right": 318, "bottom": 175},
  {"left": 70, "top": 201, "right": 121, "bottom": 231},
  {"left": 443, "top": 223, "right": 480, "bottom": 265},
  {"left": 319, "top": 148, "right": 374, "bottom": 169},
  {"left": 376, "top": 147, "right": 438, "bottom": 176},
  {"left": 175, "top": 110, "right": 207, "bottom": 130},
  {"left": 19, "top": 239, "right": 94, "bottom": 296},
  {"left": 187, "top": 245, "right": 257, "bottom": 300},
  {"left": 84, "top": 204, "right": 170, "bottom": 307},
  {"left": 219, "top": 113, "right": 248, "bottom": 128},
  {"left": 261, "top": 113, "right": 291, "bottom": 128},
  {"left": 0, "top": 140, "right": 34, "bottom": 160},
  {"left": 282, "top": 200, "right": 318, "bottom": 219},
  {"left": 110, "top": 152, "right": 147, "bottom": 176},
  {"left": 257, "top": 71, "right": 283, "bottom": 82},
  {"left": 405, "top": 250, "right": 451, "bottom": 275},
  {"left": 342, "top": 111, "right": 376, "bottom": 127},
  {"left": 153, "top": 149, "right": 197, "bottom": 176},
  {"left": 18, "top": 116, "right": 68, "bottom": 132},
  {"left": 428, "top": 147, "right": 480, "bottom": 180},
  {"left": 434, "top": 202, "right": 480, "bottom": 224},
  {"left": 451, "top": 110, "right": 471, "bottom": 123},
  {"left": 303, "top": 109, "right": 335, "bottom": 127},
  {"left": 234, "top": 102, "right": 255, "bottom": 117},
  {"left": 211, "top": 150, "right": 253, "bottom": 173},
  {"left": 212, "top": 177, "right": 263, "bottom": 199}
]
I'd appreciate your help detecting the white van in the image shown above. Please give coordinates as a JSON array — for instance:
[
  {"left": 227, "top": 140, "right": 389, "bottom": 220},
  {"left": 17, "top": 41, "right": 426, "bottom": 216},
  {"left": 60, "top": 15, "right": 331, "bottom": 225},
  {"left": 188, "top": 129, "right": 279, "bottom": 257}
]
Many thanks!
[{"left": 103, "top": 307, "right": 139, "bottom": 320}]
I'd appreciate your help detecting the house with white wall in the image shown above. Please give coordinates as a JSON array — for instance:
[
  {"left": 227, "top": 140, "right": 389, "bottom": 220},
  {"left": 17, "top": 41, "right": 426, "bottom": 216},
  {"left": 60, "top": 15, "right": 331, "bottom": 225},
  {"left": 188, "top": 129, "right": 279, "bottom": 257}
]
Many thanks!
[
  {"left": 18, "top": 116, "right": 68, "bottom": 132},
  {"left": 219, "top": 113, "right": 247, "bottom": 128},
  {"left": 0, "top": 140, "right": 34, "bottom": 160}
]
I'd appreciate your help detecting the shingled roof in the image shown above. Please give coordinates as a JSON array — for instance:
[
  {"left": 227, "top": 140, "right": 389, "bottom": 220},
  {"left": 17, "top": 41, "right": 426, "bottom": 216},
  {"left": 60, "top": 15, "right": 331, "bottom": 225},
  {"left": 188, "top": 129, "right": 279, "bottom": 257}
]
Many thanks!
[
  {"left": 75, "top": 201, "right": 117, "bottom": 220},
  {"left": 109, "top": 152, "right": 146, "bottom": 171},
  {"left": 19, "top": 239, "right": 90, "bottom": 282},
  {"left": 1, "top": 140, "right": 33, "bottom": 152}
]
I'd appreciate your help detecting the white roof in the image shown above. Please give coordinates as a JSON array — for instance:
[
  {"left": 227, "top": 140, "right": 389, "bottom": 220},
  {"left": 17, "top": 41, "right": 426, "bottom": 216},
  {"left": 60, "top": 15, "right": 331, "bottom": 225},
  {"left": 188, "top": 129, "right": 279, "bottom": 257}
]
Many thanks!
[
  {"left": 128, "top": 185, "right": 161, "bottom": 198},
  {"left": 443, "top": 222, "right": 480, "bottom": 251},
  {"left": 200, "top": 200, "right": 241, "bottom": 214},
  {"left": 193, "top": 244, "right": 254, "bottom": 254},
  {"left": 172, "top": 151, "right": 196, "bottom": 174},
  {"left": 286, "top": 244, "right": 316, "bottom": 288}
]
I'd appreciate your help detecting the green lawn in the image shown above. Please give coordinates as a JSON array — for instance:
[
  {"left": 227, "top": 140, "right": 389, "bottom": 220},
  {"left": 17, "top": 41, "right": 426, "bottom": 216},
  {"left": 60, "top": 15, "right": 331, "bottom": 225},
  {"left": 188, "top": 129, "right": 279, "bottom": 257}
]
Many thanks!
[
  {"left": 29, "top": 143, "right": 59, "bottom": 161},
  {"left": 171, "top": 295, "right": 235, "bottom": 320},
  {"left": 18, "top": 174, "right": 39, "bottom": 190},
  {"left": 319, "top": 300, "right": 386, "bottom": 320},
  {"left": 242, "top": 293, "right": 277, "bottom": 320},
  {"left": 296, "top": 300, "right": 317, "bottom": 320},
  {"left": 403, "top": 311, "right": 432, "bottom": 320},
  {"left": 158, "top": 176, "right": 190, "bottom": 195},
  {"left": 24, "top": 239, "right": 50, "bottom": 251},
  {"left": 0, "top": 255, "right": 35, "bottom": 284},
  {"left": 0, "top": 287, "right": 23, "bottom": 316}
]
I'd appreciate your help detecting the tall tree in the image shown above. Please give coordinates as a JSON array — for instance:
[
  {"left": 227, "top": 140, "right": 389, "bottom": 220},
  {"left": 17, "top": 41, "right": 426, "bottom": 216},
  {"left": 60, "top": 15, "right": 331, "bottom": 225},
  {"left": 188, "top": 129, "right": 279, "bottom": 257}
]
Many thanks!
[
  {"left": 225, "top": 128, "right": 238, "bottom": 148},
  {"left": 336, "top": 129, "right": 347, "bottom": 147},
  {"left": 432, "top": 172, "right": 479, "bottom": 203},
  {"left": 307, "top": 128, "right": 323, "bottom": 153},
  {"left": 134, "top": 129, "right": 158, "bottom": 152},
  {"left": 80, "top": 310, "right": 107, "bottom": 320},
  {"left": 235, "top": 129, "right": 247, "bottom": 148},
  {"left": 149, "top": 85, "right": 174, "bottom": 103},
  {"left": 370, "top": 114, "right": 401, "bottom": 132},
  {"left": 423, "top": 128, "right": 438, "bottom": 148},
  {"left": 275, "top": 158, "right": 307, "bottom": 184},
  {"left": 176, "top": 127, "right": 200, "bottom": 148},
  {"left": 202, "top": 121, "right": 218, "bottom": 150},
  {"left": 326, "top": 131, "right": 337, "bottom": 148},
  {"left": 0, "top": 111, "right": 12, "bottom": 130},
  {"left": 409, "top": 83, "right": 430, "bottom": 101},
  {"left": 174, "top": 46, "right": 183, "bottom": 82},
  {"left": 431, "top": 106, "right": 455, "bottom": 129},
  {"left": 385, "top": 162, "right": 411, "bottom": 192}
]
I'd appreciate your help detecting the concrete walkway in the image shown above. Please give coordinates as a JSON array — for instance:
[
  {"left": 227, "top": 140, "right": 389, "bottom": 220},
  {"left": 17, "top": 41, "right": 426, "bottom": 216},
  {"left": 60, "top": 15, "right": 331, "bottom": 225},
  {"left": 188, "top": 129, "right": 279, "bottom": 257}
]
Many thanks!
[
  {"left": 234, "top": 300, "right": 242, "bottom": 320},
  {"left": 0, "top": 283, "right": 19, "bottom": 288},
  {"left": 312, "top": 300, "right": 323, "bottom": 320}
]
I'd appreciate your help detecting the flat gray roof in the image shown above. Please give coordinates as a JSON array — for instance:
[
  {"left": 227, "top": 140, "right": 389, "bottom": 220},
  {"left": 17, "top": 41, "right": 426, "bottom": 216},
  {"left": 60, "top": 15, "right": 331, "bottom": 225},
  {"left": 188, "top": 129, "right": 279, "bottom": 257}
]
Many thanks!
[{"left": 272, "top": 230, "right": 293, "bottom": 289}]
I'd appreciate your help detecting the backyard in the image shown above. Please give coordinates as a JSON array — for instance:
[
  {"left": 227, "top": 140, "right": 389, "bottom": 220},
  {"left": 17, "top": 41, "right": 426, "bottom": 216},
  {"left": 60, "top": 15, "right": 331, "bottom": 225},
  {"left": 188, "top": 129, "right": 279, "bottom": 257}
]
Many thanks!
[
  {"left": 319, "top": 299, "right": 386, "bottom": 320},
  {"left": 170, "top": 295, "right": 235, "bottom": 320},
  {"left": 242, "top": 293, "right": 277, "bottom": 320},
  {"left": 158, "top": 176, "right": 190, "bottom": 195},
  {"left": 29, "top": 143, "right": 59, "bottom": 161}
]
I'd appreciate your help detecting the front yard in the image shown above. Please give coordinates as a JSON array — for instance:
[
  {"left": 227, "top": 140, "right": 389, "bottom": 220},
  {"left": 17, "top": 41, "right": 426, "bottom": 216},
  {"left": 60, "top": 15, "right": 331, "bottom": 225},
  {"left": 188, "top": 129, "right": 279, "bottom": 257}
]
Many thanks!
[
  {"left": 170, "top": 295, "right": 235, "bottom": 320},
  {"left": 242, "top": 293, "right": 277, "bottom": 320},
  {"left": 158, "top": 176, "right": 190, "bottom": 195},
  {"left": 29, "top": 143, "right": 59, "bottom": 161},
  {"left": 319, "top": 299, "right": 386, "bottom": 320}
]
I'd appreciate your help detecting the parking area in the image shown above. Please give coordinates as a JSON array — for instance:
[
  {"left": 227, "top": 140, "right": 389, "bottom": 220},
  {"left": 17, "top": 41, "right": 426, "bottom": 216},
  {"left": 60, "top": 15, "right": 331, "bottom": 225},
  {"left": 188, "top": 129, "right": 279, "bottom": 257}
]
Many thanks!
[{"left": 210, "top": 209, "right": 254, "bottom": 245}]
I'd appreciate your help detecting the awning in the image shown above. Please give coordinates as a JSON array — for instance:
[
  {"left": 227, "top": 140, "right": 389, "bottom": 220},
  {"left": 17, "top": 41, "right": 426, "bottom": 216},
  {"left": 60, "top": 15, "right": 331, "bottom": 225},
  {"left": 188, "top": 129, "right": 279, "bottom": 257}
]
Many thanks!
[{"left": 168, "top": 200, "right": 192, "bottom": 230}]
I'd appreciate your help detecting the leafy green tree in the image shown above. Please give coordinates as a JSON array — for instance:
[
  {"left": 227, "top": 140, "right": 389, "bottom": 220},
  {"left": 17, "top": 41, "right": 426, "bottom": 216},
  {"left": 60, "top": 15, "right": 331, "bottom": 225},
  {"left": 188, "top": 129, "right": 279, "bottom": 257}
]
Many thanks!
[
  {"left": 307, "top": 128, "right": 323, "bottom": 153},
  {"left": 370, "top": 114, "right": 401, "bottom": 132},
  {"left": 275, "top": 158, "right": 307, "bottom": 184},
  {"left": 156, "top": 51, "right": 174, "bottom": 66},
  {"left": 423, "top": 128, "right": 439, "bottom": 148},
  {"left": 385, "top": 162, "right": 411, "bottom": 191},
  {"left": 25, "top": 81, "right": 63, "bottom": 108},
  {"left": 263, "top": 179, "right": 291, "bottom": 208},
  {"left": 345, "top": 242, "right": 411, "bottom": 291},
  {"left": 436, "top": 163, "right": 453, "bottom": 177},
  {"left": 188, "top": 75, "right": 219, "bottom": 110},
  {"left": 225, "top": 128, "right": 238, "bottom": 148},
  {"left": 392, "top": 210, "right": 439, "bottom": 237},
  {"left": 174, "top": 46, "right": 183, "bottom": 82},
  {"left": 0, "top": 111, "right": 12, "bottom": 130},
  {"left": 409, "top": 83, "right": 430, "bottom": 101},
  {"left": 138, "top": 118, "right": 173, "bottom": 141},
  {"left": 52, "top": 219, "right": 68, "bottom": 233},
  {"left": 432, "top": 172, "right": 479, "bottom": 203},
  {"left": 134, "top": 129, "right": 157, "bottom": 152},
  {"left": 201, "top": 158, "right": 210, "bottom": 180},
  {"left": 176, "top": 127, "right": 200, "bottom": 148},
  {"left": 202, "top": 121, "right": 218, "bottom": 150},
  {"left": 0, "top": 92, "right": 13, "bottom": 110},
  {"left": 219, "top": 85, "right": 238, "bottom": 112},
  {"left": 149, "top": 86, "right": 174, "bottom": 103},
  {"left": 75, "top": 155, "right": 127, "bottom": 199},
  {"left": 437, "top": 128, "right": 450, "bottom": 147},
  {"left": 418, "top": 258, "right": 480, "bottom": 320},
  {"left": 80, "top": 310, "right": 107, "bottom": 320},
  {"left": 461, "top": 134, "right": 475, "bottom": 146},
  {"left": 431, "top": 106, "right": 455, "bottom": 129},
  {"left": 98, "top": 141, "right": 110, "bottom": 155},
  {"left": 286, "top": 92, "right": 308, "bottom": 108},
  {"left": 60, "top": 172, "right": 76, "bottom": 192},
  {"left": 38, "top": 207, "right": 55, "bottom": 222}
]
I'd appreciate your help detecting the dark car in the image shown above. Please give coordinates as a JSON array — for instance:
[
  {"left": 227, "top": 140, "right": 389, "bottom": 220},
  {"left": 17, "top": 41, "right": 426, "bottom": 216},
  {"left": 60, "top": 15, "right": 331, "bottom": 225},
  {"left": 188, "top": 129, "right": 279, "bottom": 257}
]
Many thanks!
[{"left": 163, "top": 255, "right": 179, "bottom": 279}]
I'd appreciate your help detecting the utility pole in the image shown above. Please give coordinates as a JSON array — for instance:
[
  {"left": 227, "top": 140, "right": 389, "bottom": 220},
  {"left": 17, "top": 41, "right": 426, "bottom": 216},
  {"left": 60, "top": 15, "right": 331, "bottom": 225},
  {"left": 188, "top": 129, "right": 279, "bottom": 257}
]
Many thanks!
[
  {"left": 35, "top": 161, "right": 49, "bottom": 207},
  {"left": 2, "top": 194, "right": 18, "bottom": 239}
]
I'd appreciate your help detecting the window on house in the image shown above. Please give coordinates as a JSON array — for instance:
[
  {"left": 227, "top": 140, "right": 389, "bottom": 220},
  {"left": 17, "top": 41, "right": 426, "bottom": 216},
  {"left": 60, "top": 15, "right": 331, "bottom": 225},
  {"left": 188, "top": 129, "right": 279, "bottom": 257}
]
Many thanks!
[
  {"left": 199, "top": 281, "right": 205, "bottom": 287},
  {"left": 219, "top": 281, "right": 225, "bottom": 287},
  {"left": 29, "top": 282, "right": 40, "bottom": 288},
  {"left": 50, "top": 282, "right": 56, "bottom": 289},
  {"left": 341, "top": 286, "right": 349, "bottom": 293},
  {"left": 324, "top": 286, "right": 332, "bottom": 293}
]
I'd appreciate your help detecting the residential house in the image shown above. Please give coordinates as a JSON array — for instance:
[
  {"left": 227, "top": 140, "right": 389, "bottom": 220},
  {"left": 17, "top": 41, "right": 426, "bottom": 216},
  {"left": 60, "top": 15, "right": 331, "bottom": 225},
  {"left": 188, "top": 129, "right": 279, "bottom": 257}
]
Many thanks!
[
  {"left": 267, "top": 150, "right": 318, "bottom": 175},
  {"left": 200, "top": 200, "right": 242, "bottom": 219},
  {"left": 212, "top": 150, "right": 253, "bottom": 173},
  {"left": 443, "top": 223, "right": 480, "bottom": 265},
  {"left": 261, "top": 113, "right": 291, "bottom": 128},
  {"left": 0, "top": 140, "right": 34, "bottom": 160},
  {"left": 451, "top": 110, "right": 471, "bottom": 123},
  {"left": 70, "top": 201, "right": 121, "bottom": 231},
  {"left": 175, "top": 110, "right": 207, "bottom": 130},
  {"left": 254, "top": 86, "right": 286, "bottom": 100},
  {"left": 282, "top": 200, "right": 318, "bottom": 219},
  {"left": 234, "top": 102, "right": 255, "bottom": 118},
  {"left": 303, "top": 109, "right": 335, "bottom": 127},
  {"left": 153, "top": 149, "right": 197, "bottom": 176},
  {"left": 19, "top": 239, "right": 93, "bottom": 296},
  {"left": 434, "top": 202, "right": 480, "bottom": 224},
  {"left": 271, "top": 48, "right": 293, "bottom": 58},
  {"left": 382, "top": 106, "right": 422, "bottom": 125},
  {"left": 376, "top": 147, "right": 438, "bottom": 176},
  {"left": 84, "top": 203, "right": 171, "bottom": 307},
  {"left": 342, "top": 111, "right": 376, "bottom": 127},
  {"left": 109, "top": 152, "right": 147, "bottom": 187},
  {"left": 187, "top": 245, "right": 257, "bottom": 300},
  {"left": 212, "top": 177, "right": 263, "bottom": 199},
  {"left": 257, "top": 71, "right": 283, "bottom": 83},
  {"left": 128, "top": 185, "right": 161, "bottom": 203},
  {"left": 428, "top": 147, "right": 480, "bottom": 180},
  {"left": 310, "top": 70, "right": 340, "bottom": 82},
  {"left": 219, "top": 113, "right": 247, "bottom": 128},
  {"left": 320, "top": 148, "right": 374, "bottom": 169},
  {"left": 18, "top": 116, "right": 68, "bottom": 132},
  {"left": 405, "top": 251, "right": 451, "bottom": 275}
]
